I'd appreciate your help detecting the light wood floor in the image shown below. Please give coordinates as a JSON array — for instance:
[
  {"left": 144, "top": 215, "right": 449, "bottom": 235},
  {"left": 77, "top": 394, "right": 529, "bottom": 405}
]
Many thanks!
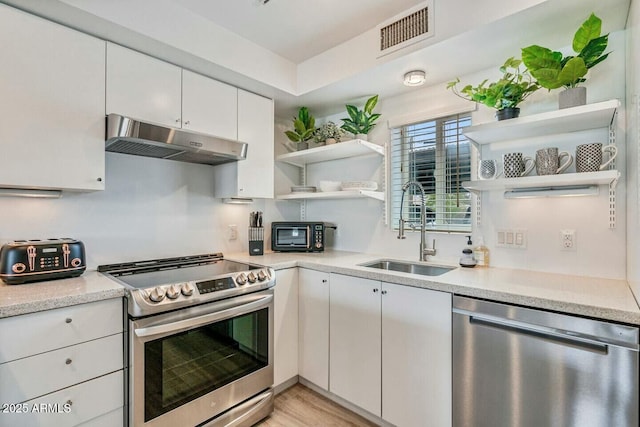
[{"left": 255, "top": 384, "right": 377, "bottom": 427}]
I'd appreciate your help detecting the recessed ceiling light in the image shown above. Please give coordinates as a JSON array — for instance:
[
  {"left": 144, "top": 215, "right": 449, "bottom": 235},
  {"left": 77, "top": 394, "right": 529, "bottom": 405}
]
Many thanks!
[{"left": 403, "top": 70, "right": 426, "bottom": 87}]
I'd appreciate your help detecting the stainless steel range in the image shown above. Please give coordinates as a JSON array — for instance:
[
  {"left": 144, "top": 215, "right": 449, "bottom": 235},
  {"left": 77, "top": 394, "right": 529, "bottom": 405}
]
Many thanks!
[{"left": 99, "top": 253, "right": 275, "bottom": 427}]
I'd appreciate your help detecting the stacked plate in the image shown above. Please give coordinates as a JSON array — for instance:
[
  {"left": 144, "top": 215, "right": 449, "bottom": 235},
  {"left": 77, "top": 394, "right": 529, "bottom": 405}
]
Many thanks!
[
  {"left": 291, "top": 185, "right": 317, "bottom": 193},
  {"left": 340, "top": 181, "right": 378, "bottom": 191}
]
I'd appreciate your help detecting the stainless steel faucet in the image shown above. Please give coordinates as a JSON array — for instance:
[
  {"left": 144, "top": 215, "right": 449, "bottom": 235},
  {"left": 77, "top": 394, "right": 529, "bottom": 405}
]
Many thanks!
[{"left": 398, "top": 180, "right": 436, "bottom": 261}]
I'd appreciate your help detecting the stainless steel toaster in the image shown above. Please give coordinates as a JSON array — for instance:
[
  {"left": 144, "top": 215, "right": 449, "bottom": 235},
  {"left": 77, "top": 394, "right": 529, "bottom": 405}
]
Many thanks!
[{"left": 0, "top": 238, "right": 86, "bottom": 284}]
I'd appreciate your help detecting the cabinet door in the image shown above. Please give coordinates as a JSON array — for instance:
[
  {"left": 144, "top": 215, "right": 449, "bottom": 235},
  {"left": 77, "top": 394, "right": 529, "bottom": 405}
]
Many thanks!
[
  {"left": 274, "top": 268, "right": 299, "bottom": 388},
  {"left": 213, "top": 90, "right": 274, "bottom": 198},
  {"left": 182, "top": 70, "right": 238, "bottom": 139},
  {"left": 329, "top": 273, "right": 381, "bottom": 416},
  {"left": 0, "top": 4, "right": 105, "bottom": 191},
  {"left": 381, "top": 283, "right": 452, "bottom": 427},
  {"left": 298, "top": 268, "right": 329, "bottom": 390},
  {"left": 106, "top": 43, "right": 182, "bottom": 127}
]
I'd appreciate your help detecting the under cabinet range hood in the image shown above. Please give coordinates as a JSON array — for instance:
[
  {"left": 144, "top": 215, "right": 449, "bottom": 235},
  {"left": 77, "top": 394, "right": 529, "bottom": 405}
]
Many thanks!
[{"left": 105, "top": 114, "right": 248, "bottom": 166}]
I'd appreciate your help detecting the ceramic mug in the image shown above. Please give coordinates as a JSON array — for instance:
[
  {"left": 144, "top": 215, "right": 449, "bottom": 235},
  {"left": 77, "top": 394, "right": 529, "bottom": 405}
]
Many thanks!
[
  {"left": 478, "top": 159, "right": 501, "bottom": 180},
  {"left": 503, "top": 152, "right": 534, "bottom": 178},
  {"left": 575, "top": 143, "right": 618, "bottom": 172},
  {"left": 535, "top": 147, "right": 573, "bottom": 175}
]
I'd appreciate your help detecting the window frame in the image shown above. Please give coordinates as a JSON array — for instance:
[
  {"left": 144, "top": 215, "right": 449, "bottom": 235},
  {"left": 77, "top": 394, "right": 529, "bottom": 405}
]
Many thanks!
[{"left": 389, "top": 112, "right": 473, "bottom": 233}]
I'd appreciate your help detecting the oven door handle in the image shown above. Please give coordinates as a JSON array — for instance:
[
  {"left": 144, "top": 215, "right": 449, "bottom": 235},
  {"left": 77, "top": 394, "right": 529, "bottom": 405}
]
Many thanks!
[{"left": 134, "top": 293, "right": 273, "bottom": 339}]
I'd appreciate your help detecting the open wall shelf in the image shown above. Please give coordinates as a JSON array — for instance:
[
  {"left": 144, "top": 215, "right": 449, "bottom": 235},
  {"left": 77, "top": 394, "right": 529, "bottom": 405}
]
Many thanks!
[
  {"left": 276, "top": 139, "right": 384, "bottom": 167},
  {"left": 463, "top": 99, "right": 620, "bottom": 145}
]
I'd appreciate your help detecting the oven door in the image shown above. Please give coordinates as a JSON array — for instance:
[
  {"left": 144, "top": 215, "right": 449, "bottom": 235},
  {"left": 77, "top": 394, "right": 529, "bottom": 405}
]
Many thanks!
[
  {"left": 130, "top": 289, "right": 274, "bottom": 427},
  {"left": 272, "top": 225, "right": 311, "bottom": 251}
]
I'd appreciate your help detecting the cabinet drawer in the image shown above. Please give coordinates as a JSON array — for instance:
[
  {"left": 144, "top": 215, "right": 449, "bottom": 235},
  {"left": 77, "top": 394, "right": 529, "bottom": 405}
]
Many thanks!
[
  {"left": 0, "top": 370, "right": 124, "bottom": 427},
  {"left": 0, "top": 333, "right": 123, "bottom": 403},
  {"left": 77, "top": 407, "right": 123, "bottom": 427},
  {"left": 0, "top": 298, "right": 123, "bottom": 363}
]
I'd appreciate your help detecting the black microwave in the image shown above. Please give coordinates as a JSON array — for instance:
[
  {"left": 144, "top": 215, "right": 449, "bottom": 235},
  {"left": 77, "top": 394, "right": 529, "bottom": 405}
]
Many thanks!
[{"left": 271, "top": 222, "right": 333, "bottom": 252}]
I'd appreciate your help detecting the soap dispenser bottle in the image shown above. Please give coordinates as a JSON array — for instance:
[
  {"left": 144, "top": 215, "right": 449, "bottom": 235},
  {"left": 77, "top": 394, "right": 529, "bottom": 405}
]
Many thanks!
[
  {"left": 474, "top": 236, "right": 490, "bottom": 267},
  {"left": 459, "top": 235, "right": 477, "bottom": 268}
]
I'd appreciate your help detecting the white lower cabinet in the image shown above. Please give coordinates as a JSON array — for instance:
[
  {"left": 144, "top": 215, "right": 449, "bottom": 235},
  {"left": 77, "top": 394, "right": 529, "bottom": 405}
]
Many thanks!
[
  {"left": 329, "top": 273, "right": 452, "bottom": 426},
  {"left": 0, "top": 299, "right": 125, "bottom": 427},
  {"left": 381, "top": 281, "right": 452, "bottom": 427},
  {"left": 274, "top": 268, "right": 299, "bottom": 388},
  {"left": 298, "top": 268, "right": 330, "bottom": 390},
  {"left": 329, "top": 274, "right": 381, "bottom": 416}
]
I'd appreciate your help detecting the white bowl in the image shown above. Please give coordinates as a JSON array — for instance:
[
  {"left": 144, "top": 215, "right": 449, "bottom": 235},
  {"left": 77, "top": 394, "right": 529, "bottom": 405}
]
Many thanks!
[{"left": 318, "top": 180, "right": 342, "bottom": 192}]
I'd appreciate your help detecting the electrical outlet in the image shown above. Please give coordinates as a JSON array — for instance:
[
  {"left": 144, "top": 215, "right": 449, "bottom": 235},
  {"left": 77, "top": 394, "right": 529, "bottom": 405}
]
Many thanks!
[
  {"left": 560, "top": 229, "right": 576, "bottom": 251},
  {"left": 228, "top": 225, "right": 238, "bottom": 241}
]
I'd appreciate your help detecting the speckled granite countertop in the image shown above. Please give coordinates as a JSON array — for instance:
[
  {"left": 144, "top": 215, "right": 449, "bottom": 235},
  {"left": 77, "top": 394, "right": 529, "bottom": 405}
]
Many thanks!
[
  {"left": 0, "top": 271, "right": 125, "bottom": 318},
  {"left": 2, "top": 250, "right": 638, "bottom": 325},
  {"left": 229, "top": 250, "right": 640, "bottom": 325}
]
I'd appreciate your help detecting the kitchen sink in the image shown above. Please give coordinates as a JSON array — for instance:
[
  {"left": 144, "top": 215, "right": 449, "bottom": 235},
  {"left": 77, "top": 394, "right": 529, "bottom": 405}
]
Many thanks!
[{"left": 360, "top": 260, "right": 455, "bottom": 276}]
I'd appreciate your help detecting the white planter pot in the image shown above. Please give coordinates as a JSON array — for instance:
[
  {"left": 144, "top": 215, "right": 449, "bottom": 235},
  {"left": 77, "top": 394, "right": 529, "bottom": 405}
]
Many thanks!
[
  {"left": 559, "top": 87, "right": 587, "bottom": 109},
  {"left": 355, "top": 133, "right": 368, "bottom": 141}
]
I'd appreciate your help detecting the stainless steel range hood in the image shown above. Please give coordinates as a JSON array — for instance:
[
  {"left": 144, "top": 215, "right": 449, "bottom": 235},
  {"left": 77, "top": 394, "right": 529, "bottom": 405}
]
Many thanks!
[{"left": 105, "top": 114, "right": 248, "bottom": 166}]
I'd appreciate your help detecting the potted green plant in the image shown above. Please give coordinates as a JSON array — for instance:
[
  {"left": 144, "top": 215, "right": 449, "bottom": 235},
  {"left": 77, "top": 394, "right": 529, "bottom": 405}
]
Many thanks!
[
  {"left": 340, "top": 95, "right": 381, "bottom": 140},
  {"left": 447, "top": 57, "right": 539, "bottom": 121},
  {"left": 284, "top": 107, "right": 317, "bottom": 150},
  {"left": 314, "top": 121, "right": 345, "bottom": 145},
  {"left": 521, "top": 13, "right": 609, "bottom": 109}
]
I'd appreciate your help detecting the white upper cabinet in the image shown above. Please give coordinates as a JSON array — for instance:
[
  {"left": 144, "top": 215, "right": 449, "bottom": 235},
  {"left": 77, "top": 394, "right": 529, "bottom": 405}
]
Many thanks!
[
  {"left": 182, "top": 70, "right": 238, "bottom": 139},
  {"left": 0, "top": 4, "right": 106, "bottom": 191},
  {"left": 213, "top": 89, "right": 275, "bottom": 199},
  {"left": 106, "top": 43, "right": 182, "bottom": 127}
]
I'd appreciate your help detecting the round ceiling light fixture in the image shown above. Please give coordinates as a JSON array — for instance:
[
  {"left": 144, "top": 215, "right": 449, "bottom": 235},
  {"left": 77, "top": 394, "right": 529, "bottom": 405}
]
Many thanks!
[{"left": 403, "top": 70, "right": 426, "bottom": 87}]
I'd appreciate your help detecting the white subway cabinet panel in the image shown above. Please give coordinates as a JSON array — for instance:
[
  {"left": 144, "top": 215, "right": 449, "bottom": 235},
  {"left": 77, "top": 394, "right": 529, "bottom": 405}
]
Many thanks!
[
  {"left": 382, "top": 283, "right": 452, "bottom": 427},
  {"left": 214, "top": 90, "right": 274, "bottom": 199},
  {"left": 0, "top": 4, "right": 105, "bottom": 191},
  {"left": 274, "top": 268, "right": 299, "bottom": 388},
  {"left": 182, "top": 70, "right": 238, "bottom": 139},
  {"left": 329, "top": 273, "right": 381, "bottom": 417},
  {"left": 298, "top": 268, "right": 329, "bottom": 390},
  {"left": 106, "top": 42, "right": 182, "bottom": 127}
]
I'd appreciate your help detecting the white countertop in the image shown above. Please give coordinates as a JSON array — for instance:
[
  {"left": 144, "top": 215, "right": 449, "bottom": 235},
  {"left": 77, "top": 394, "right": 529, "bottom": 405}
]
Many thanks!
[
  {"left": 1, "top": 250, "right": 638, "bottom": 325},
  {"left": 229, "top": 250, "right": 640, "bottom": 325},
  {"left": 0, "top": 271, "right": 125, "bottom": 318}
]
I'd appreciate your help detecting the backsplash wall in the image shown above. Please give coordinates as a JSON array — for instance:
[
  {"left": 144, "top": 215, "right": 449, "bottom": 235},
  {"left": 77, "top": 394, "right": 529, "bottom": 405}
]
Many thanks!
[
  {"left": 0, "top": 152, "right": 294, "bottom": 268},
  {"left": 285, "top": 31, "right": 627, "bottom": 279}
]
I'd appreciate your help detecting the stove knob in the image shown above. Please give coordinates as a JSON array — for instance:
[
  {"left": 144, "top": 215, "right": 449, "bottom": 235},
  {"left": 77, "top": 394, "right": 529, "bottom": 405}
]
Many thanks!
[
  {"left": 166, "top": 285, "right": 180, "bottom": 299},
  {"left": 149, "top": 287, "right": 166, "bottom": 303},
  {"left": 257, "top": 270, "right": 267, "bottom": 281},
  {"left": 181, "top": 283, "right": 194, "bottom": 296},
  {"left": 247, "top": 272, "right": 257, "bottom": 283},
  {"left": 236, "top": 273, "right": 248, "bottom": 285}
]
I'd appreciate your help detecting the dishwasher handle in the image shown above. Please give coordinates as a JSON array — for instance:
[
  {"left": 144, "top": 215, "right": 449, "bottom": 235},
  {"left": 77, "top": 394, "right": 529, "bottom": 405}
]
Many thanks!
[{"left": 469, "top": 315, "right": 609, "bottom": 356}]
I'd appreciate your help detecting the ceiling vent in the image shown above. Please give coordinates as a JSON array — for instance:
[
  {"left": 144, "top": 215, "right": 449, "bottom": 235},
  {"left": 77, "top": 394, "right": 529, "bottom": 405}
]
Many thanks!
[{"left": 378, "top": 2, "right": 434, "bottom": 57}]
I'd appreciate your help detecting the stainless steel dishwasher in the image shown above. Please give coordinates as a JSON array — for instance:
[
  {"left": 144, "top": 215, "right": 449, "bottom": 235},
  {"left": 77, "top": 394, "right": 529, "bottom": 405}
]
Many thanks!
[{"left": 453, "top": 295, "right": 639, "bottom": 427}]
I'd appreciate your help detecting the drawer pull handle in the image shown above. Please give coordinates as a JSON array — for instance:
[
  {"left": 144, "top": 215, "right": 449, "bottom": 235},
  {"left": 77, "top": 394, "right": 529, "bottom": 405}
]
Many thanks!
[
  {"left": 65, "top": 358, "right": 72, "bottom": 365},
  {"left": 65, "top": 318, "right": 72, "bottom": 324}
]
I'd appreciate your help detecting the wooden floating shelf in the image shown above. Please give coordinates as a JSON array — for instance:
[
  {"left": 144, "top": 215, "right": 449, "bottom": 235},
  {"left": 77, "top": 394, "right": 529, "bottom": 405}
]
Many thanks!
[
  {"left": 463, "top": 99, "right": 620, "bottom": 145},
  {"left": 462, "top": 170, "right": 620, "bottom": 193},
  {"left": 276, "top": 190, "right": 385, "bottom": 201},
  {"left": 276, "top": 139, "right": 384, "bottom": 167}
]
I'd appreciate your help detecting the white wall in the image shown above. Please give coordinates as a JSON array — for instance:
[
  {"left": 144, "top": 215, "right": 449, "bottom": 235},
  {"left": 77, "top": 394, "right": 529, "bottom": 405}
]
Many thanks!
[
  {"left": 0, "top": 153, "right": 294, "bottom": 269},
  {"left": 626, "top": 0, "right": 640, "bottom": 298},
  {"left": 285, "top": 32, "right": 628, "bottom": 279}
]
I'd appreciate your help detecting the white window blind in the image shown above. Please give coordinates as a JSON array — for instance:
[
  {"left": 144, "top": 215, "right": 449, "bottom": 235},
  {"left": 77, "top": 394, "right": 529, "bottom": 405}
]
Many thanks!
[{"left": 390, "top": 113, "right": 472, "bottom": 232}]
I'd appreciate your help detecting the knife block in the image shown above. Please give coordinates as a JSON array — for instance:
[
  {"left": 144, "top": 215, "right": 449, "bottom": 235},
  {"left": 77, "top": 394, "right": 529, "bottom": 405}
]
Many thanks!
[{"left": 248, "top": 227, "right": 264, "bottom": 256}]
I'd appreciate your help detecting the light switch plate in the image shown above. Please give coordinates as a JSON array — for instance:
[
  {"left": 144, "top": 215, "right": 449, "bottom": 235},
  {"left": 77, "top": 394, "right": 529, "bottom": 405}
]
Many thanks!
[{"left": 496, "top": 228, "right": 527, "bottom": 249}]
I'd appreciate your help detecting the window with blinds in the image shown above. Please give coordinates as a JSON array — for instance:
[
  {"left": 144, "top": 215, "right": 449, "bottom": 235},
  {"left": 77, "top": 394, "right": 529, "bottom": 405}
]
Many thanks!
[{"left": 390, "top": 113, "right": 472, "bottom": 232}]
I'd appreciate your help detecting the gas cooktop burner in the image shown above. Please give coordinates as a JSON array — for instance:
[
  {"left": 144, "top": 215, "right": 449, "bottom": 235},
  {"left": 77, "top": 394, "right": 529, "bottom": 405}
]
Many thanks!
[{"left": 98, "top": 253, "right": 275, "bottom": 317}]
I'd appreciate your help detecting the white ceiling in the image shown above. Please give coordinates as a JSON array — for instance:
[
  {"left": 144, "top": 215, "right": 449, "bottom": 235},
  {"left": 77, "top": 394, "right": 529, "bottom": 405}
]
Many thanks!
[
  {"left": 175, "top": 0, "right": 425, "bottom": 62},
  {"left": 2, "top": 0, "right": 632, "bottom": 118}
]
